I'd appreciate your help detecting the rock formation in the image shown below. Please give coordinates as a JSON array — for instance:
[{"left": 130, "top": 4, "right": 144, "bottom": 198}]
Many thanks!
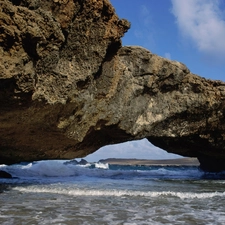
[
  {"left": 1, "top": 0, "right": 225, "bottom": 171},
  {"left": 0, "top": 170, "right": 12, "bottom": 178}
]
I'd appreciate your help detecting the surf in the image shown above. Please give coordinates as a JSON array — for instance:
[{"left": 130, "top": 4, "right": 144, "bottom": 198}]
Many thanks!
[{"left": 12, "top": 185, "right": 225, "bottom": 200}]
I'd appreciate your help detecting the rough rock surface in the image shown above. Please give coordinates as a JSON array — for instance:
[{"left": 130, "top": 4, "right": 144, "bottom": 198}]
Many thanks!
[{"left": 1, "top": 0, "right": 225, "bottom": 171}]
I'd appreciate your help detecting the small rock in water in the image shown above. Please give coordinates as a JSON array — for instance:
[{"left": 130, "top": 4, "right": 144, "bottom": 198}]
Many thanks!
[
  {"left": 78, "top": 159, "right": 88, "bottom": 165},
  {"left": 64, "top": 159, "right": 78, "bottom": 165},
  {"left": 0, "top": 170, "right": 12, "bottom": 178}
]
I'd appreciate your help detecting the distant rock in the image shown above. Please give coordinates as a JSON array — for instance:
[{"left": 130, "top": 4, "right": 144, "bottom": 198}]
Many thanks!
[
  {"left": 64, "top": 158, "right": 90, "bottom": 166},
  {"left": 78, "top": 159, "right": 88, "bottom": 165},
  {"left": 0, "top": 170, "right": 12, "bottom": 179},
  {"left": 99, "top": 158, "right": 200, "bottom": 166},
  {"left": 63, "top": 159, "right": 78, "bottom": 165},
  {"left": 1, "top": 0, "right": 225, "bottom": 172}
]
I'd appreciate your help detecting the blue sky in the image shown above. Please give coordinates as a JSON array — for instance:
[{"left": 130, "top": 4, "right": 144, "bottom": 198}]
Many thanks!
[
  {"left": 112, "top": 0, "right": 225, "bottom": 80},
  {"left": 85, "top": 0, "right": 225, "bottom": 162}
]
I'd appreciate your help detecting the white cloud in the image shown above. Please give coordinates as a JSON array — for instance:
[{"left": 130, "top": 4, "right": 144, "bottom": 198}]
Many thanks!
[
  {"left": 84, "top": 139, "right": 181, "bottom": 162},
  {"left": 171, "top": 0, "right": 225, "bottom": 63}
]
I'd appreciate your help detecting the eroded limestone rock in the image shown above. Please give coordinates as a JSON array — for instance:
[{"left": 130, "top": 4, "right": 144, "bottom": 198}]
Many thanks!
[{"left": 1, "top": 0, "right": 225, "bottom": 171}]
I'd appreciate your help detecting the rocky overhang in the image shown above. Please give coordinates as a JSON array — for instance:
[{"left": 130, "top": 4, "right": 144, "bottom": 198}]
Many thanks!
[{"left": 1, "top": 0, "right": 225, "bottom": 172}]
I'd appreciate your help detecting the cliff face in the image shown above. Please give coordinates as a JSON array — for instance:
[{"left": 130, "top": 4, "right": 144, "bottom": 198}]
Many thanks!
[
  {"left": 0, "top": 0, "right": 130, "bottom": 162},
  {"left": 1, "top": 0, "right": 225, "bottom": 171}
]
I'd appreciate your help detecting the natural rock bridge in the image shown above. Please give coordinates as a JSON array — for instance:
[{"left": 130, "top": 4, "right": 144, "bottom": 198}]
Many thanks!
[{"left": 1, "top": 0, "right": 225, "bottom": 171}]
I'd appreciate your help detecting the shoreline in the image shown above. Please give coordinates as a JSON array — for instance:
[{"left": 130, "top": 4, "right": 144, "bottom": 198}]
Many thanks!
[{"left": 99, "top": 157, "right": 200, "bottom": 166}]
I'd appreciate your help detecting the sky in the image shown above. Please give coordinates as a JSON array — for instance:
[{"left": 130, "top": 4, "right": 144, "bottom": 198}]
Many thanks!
[{"left": 84, "top": 0, "right": 225, "bottom": 162}]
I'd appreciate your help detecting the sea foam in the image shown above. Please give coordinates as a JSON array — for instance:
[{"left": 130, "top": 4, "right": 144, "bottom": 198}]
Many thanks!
[
  {"left": 13, "top": 185, "right": 225, "bottom": 199},
  {"left": 94, "top": 162, "right": 109, "bottom": 169}
]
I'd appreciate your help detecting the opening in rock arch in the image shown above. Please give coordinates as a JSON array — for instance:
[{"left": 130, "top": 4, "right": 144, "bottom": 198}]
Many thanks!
[{"left": 83, "top": 139, "right": 182, "bottom": 162}]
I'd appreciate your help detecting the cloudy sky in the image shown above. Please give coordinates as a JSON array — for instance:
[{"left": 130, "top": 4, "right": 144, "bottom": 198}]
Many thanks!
[{"left": 85, "top": 0, "right": 225, "bottom": 162}]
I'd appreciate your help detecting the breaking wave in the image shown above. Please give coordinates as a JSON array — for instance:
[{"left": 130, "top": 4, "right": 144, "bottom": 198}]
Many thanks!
[
  {"left": 0, "top": 160, "right": 202, "bottom": 180},
  {"left": 1, "top": 159, "right": 225, "bottom": 182},
  {"left": 13, "top": 185, "right": 225, "bottom": 199}
]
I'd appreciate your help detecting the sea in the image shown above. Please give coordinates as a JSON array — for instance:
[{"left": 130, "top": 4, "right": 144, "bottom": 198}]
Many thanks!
[{"left": 1, "top": 160, "right": 225, "bottom": 225}]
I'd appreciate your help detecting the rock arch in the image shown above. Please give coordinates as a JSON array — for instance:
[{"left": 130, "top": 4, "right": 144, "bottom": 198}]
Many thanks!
[{"left": 1, "top": 0, "right": 225, "bottom": 171}]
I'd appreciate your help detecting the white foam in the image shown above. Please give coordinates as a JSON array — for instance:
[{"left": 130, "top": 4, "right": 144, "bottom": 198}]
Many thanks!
[
  {"left": 1, "top": 161, "right": 77, "bottom": 178},
  {"left": 13, "top": 186, "right": 225, "bottom": 199},
  {"left": 30, "top": 161, "right": 76, "bottom": 177},
  {"left": 94, "top": 162, "right": 109, "bottom": 169},
  {"left": 164, "top": 191, "right": 225, "bottom": 199},
  {"left": 76, "top": 163, "right": 92, "bottom": 168},
  {"left": 0, "top": 160, "right": 116, "bottom": 180}
]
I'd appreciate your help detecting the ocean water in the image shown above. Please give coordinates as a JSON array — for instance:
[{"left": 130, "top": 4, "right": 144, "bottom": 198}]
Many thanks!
[{"left": 1, "top": 161, "right": 225, "bottom": 225}]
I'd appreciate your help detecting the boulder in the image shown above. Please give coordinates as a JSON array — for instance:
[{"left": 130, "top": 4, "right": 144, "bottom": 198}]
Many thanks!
[
  {"left": 78, "top": 159, "right": 88, "bottom": 165},
  {"left": 64, "top": 159, "right": 78, "bottom": 165},
  {"left": 0, "top": 170, "right": 12, "bottom": 178},
  {"left": 1, "top": 0, "right": 225, "bottom": 172}
]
